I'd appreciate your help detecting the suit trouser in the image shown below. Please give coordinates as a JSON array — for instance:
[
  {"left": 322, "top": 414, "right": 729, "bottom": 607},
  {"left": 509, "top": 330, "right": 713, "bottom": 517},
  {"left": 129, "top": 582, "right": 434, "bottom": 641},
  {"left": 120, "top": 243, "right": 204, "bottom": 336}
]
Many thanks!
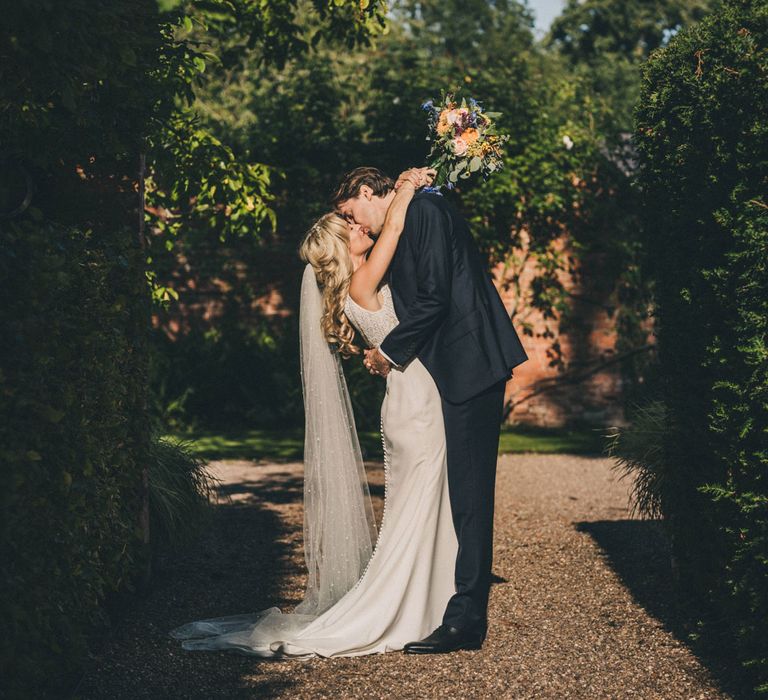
[{"left": 440, "top": 377, "right": 507, "bottom": 634}]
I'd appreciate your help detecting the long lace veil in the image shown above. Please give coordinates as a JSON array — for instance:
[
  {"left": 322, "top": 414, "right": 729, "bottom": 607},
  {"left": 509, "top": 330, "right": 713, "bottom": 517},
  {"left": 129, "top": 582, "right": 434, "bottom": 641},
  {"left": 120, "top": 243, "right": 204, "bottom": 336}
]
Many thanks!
[{"left": 169, "top": 264, "right": 377, "bottom": 655}]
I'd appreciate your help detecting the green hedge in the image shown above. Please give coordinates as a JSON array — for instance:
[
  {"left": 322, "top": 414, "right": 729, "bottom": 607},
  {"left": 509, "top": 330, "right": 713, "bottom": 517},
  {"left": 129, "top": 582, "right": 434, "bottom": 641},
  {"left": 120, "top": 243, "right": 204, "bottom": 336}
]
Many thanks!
[
  {"left": 149, "top": 315, "right": 387, "bottom": 433},
  {"left": 1, "top": 2, "right": 386, "bottom": 693},
  {"left": 0, "top": 221, "right": 151, "bottom": 697},
  {"left": 1, "top": 2, "right": 162, "bottom": 695},
  {"left": 635, "top": 0, "right": 768, "bottom": 693}
]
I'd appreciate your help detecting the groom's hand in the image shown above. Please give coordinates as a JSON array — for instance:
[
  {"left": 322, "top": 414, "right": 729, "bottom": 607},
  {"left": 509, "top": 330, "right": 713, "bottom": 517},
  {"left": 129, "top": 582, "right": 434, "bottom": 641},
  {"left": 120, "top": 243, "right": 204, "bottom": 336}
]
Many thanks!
[{"left": 363, "top": 348, "right": 391, "bottom": 377}]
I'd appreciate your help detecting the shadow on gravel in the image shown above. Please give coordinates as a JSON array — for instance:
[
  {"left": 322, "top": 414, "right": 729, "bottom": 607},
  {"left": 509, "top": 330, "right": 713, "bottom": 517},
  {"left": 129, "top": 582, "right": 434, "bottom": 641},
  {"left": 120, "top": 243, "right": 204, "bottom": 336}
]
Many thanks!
[
  {"left": 576, "top": 519, "right": 753, "bottom": 700},
  {"left": 218, "top": 470, "right": 385, "bottom": 505},
  {"left": 75, "top": 469, "right": 306, "bottom": 699}
]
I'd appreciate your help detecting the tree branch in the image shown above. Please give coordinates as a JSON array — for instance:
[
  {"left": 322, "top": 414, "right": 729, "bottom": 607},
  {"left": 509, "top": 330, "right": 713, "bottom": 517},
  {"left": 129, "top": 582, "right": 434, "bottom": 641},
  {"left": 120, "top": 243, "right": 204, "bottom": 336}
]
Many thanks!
[{"left": 504, "top": 343, "right": 655, "bottom": 420}]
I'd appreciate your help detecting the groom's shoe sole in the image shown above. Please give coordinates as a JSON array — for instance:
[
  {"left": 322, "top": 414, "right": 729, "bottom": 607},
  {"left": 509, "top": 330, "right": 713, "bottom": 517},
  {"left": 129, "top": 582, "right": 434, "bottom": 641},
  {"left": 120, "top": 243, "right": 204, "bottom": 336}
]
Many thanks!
[{"left": 403, "top": 640, "right": 483, "bottom": 654}]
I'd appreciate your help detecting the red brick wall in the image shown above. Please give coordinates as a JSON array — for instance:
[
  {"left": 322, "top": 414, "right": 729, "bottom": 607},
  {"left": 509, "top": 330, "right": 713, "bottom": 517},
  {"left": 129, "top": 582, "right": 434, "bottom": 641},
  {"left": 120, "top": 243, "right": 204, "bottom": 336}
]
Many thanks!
[
  {"left": 155, "top": 233, "right": 632, "bottom": 428},
  {"left": 493, "top": 236, "right": 628, "bottom": 428}
]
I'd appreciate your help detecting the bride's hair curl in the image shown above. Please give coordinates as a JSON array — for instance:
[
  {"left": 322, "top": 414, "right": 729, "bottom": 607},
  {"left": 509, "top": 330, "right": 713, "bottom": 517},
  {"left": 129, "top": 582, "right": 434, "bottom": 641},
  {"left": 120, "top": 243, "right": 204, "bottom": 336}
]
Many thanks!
[{"left": 299, "top": 212, "right": 360, "bottom": 357}]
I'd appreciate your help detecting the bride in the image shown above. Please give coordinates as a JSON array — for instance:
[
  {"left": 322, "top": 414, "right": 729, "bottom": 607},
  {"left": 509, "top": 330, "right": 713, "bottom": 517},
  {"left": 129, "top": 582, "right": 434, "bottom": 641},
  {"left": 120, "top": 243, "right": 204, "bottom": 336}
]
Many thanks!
[{"left": 169, "top": 166, "right": 458, "bottom": 657}]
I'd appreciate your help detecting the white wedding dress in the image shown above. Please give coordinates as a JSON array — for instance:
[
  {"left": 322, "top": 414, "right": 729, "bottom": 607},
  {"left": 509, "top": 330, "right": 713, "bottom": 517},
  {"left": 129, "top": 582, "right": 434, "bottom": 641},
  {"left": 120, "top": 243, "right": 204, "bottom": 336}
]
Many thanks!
[{"left": 171, "top": 280, "right": 457, "bottom": 658}]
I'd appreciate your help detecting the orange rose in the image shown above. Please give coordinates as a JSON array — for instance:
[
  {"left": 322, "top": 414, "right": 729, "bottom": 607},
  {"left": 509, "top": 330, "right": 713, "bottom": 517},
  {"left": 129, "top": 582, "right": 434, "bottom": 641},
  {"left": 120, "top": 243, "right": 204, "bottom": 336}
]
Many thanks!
[{"left": 462, "top": 128, "right": 479, "bottom": 144}]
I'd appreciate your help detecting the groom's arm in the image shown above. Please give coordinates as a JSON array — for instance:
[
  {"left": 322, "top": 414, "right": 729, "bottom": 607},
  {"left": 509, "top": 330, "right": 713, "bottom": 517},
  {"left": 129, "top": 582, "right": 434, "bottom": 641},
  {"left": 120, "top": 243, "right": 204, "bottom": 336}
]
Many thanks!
[{"left": 378, "top": 198, "right": 452, "bottom": 367}]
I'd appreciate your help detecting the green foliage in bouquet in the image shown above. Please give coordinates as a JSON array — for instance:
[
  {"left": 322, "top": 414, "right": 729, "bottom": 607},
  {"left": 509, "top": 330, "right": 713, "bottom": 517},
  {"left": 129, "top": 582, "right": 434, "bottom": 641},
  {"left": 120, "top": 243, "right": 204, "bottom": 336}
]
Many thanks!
[{"left": 635, "top": 0, "right": 768, "bottom": 693}]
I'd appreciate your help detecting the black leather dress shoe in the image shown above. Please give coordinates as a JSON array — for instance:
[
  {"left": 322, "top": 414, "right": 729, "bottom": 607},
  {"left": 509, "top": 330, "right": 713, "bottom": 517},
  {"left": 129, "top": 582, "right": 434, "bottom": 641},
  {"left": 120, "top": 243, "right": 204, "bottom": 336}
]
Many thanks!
[{"left": 403, "top": 624, "right": 485, "bottom": 654}]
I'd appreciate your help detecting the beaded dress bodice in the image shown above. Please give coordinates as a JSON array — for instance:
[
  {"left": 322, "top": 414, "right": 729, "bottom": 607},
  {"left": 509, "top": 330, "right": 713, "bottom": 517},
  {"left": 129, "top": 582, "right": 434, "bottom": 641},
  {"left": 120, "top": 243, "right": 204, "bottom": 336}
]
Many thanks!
[{"left": 344, "top": 284, "right": 399, "bottom": 348}]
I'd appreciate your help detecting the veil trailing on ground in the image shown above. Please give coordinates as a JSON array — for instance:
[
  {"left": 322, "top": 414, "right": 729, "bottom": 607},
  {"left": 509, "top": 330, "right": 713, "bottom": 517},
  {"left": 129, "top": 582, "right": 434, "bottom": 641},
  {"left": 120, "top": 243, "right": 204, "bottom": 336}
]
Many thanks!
[{"left": 169, "top": 264, "right": 377, "bottom": 655}]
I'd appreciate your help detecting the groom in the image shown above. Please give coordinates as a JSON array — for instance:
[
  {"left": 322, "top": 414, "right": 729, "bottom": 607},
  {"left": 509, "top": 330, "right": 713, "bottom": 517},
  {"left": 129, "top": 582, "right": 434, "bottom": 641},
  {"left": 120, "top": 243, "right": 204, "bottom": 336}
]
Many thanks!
[{"left": 333, "top": 167, "right": 528, "bottom": 654}]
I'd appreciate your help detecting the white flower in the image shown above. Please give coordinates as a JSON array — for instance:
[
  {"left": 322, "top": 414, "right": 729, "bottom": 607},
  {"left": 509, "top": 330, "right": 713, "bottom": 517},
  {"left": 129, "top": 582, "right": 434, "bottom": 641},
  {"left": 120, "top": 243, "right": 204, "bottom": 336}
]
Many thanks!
[
  {"left": 562, "top": 134, "right": 574, "bottom": 150},
  {"left": 452, "top": 137, "right": 468, "bottom": 156}
]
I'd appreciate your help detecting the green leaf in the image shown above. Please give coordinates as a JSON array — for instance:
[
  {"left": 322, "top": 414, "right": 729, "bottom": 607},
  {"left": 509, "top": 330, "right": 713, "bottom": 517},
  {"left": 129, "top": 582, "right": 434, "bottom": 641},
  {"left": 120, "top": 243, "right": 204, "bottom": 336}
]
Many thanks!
[
  {"left": 120, "top": 47, "right": 137, "bottom": 66},
  {"left": 469, "top": 156, "right": 482, "bottom": 172},
  {"left": 61, "top": 83, "right": 77, "bottom": 112},
  {"left": 41, "top": 405, "right": 65, "bottom": 423}
]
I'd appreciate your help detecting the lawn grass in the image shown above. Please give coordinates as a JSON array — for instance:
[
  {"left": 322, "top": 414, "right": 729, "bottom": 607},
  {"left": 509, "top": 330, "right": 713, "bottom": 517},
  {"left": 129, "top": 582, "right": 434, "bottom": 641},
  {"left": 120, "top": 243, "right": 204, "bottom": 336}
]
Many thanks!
[
  {"left": 166, "top": 425, "right": 608, "bottom": 462},
  {"left": 166, "top": 428, "right": 383, "bottom": 462},
  {"left": 498, "top": 426, "right": 607, "bottom": 455}
]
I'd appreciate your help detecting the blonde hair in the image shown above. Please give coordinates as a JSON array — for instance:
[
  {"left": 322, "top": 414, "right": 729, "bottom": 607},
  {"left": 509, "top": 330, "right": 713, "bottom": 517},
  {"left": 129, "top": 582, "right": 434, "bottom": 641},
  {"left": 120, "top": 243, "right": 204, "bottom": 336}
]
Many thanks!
[{"left": 299, "top": 212, "right": 360, "bottom": 357}]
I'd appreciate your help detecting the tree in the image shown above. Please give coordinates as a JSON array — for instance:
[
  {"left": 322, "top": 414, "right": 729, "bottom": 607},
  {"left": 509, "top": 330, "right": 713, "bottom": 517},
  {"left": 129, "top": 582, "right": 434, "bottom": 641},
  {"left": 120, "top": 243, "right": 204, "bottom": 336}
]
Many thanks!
[
  {"left": 0, "top": 0, "right": 387, "bottom": 694},
  {"left": 635, "top": 0, "right": 768, "bottom": 692},
  {"left": 148, "top": 0, "right": 670, "bottom": 428},
  {"left": 549, "top": 0, "right": 712, "bottom": 136},
  {"left": 144, "top": 0, "right": 387, "bottom": 301}
]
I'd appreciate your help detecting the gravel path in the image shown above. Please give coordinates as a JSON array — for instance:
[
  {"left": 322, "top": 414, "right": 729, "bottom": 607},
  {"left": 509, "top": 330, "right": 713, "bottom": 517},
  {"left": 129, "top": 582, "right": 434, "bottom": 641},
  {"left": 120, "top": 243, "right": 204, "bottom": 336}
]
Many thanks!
[{"left": 76, "top": 455, "right": 738, "bottom": 699}]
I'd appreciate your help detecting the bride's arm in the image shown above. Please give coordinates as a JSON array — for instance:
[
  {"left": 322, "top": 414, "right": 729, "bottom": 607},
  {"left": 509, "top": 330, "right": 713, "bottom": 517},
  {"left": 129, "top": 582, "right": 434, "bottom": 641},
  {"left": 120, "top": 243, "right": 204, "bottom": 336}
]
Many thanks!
[{"left": 349, "top": 167, "right": 435, "bottom": 306}]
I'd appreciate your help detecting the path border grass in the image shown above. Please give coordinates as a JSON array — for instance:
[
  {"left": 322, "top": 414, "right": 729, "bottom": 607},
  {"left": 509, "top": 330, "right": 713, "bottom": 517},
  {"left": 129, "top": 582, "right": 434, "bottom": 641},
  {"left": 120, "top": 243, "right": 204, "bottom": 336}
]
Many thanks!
[{"left": 167, "top": 425, "right": 608, "bottom": 462}]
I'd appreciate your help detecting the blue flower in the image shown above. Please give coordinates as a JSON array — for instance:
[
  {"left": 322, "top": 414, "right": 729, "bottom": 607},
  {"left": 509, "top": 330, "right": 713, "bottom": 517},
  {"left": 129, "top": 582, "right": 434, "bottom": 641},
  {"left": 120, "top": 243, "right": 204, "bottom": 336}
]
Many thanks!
[{"left": 421, "top": 100, "right": 434, "bottom": 111}]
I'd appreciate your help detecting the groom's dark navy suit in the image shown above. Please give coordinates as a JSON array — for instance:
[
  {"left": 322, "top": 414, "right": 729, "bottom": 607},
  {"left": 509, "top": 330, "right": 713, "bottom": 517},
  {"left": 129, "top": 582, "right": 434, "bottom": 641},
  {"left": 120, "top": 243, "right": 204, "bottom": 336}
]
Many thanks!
[{"left": 379, "top": 191, "right": 527, "bottom": 635}]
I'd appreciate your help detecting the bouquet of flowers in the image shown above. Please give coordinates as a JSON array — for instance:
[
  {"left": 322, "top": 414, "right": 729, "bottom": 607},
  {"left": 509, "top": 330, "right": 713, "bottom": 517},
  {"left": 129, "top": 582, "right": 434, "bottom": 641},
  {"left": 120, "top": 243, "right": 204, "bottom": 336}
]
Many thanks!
[{"left": 422, "top": 92, "right": 508, "bottom": 191}]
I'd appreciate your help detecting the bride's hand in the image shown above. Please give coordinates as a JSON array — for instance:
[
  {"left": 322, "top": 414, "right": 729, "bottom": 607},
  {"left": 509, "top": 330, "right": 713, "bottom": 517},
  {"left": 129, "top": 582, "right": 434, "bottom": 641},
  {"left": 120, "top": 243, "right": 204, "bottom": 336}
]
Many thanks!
[{"left": 395, "top": 167, "right": 437, "bottom": 191}]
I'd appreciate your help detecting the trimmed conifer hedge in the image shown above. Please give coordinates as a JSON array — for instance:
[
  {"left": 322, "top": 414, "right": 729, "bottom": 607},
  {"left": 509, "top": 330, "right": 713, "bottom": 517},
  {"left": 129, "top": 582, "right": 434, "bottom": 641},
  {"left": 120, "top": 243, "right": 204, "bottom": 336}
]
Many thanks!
[
  {"left": 0, "top": 221, "right": 151, "bottom": 697},
  {"left": 635, "top": 0, "right": 768, "bottom": 693},
  {"left": 0, "top": 2, "right": 161, "bottom": 695}
]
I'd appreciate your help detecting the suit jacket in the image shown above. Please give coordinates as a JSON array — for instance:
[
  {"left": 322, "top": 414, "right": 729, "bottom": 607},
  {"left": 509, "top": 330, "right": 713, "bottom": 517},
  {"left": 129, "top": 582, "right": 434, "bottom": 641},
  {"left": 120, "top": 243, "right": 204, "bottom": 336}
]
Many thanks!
[{"left": 379, "top": 192, "right": 528, "bottom": 404}]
